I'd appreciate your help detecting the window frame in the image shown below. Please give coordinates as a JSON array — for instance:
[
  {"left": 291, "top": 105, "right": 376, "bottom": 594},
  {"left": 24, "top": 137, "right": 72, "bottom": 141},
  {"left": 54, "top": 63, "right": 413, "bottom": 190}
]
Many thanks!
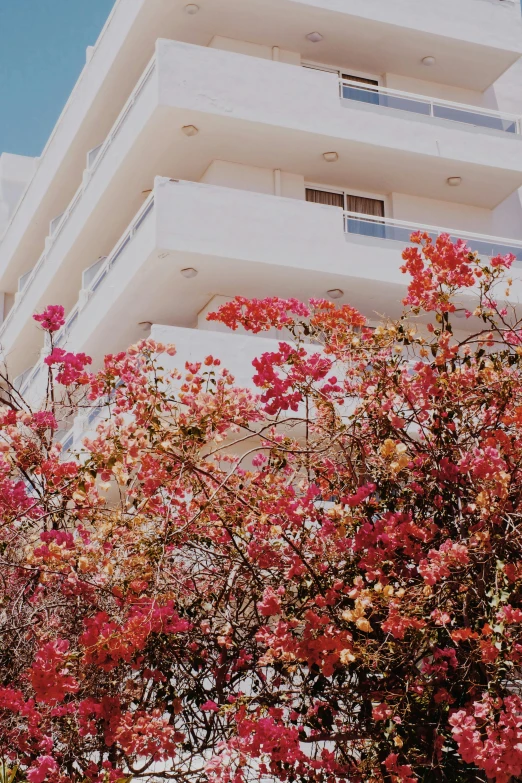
[
  {"left": 305, "top": 182, "right": 390, "bottom": 217},
  {"left": 302, "top": 60, "right": 382, "bottom": 87}
]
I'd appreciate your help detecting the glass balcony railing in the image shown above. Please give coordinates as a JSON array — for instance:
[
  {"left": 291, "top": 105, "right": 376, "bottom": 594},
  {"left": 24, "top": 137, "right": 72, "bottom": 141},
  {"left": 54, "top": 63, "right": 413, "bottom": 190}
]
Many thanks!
[
  {"left": 344, "top": 211, "right": 522, "bottom": 262},
  {"left": 341, "top": 80, "right": 522, "bottom": 135}
]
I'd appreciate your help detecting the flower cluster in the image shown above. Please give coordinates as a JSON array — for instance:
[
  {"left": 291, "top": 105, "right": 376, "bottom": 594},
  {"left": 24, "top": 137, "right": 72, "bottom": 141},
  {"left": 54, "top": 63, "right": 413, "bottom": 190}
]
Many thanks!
[
  {"left": 450, "top": 695, "right": 522, "bottom": 783},
  {"left": 44, "top": 347, "right": 92, "bottom": 385},
  {"left": 1, "top": 243, "right": 522, "bottom": 783},
  {"left": 33, "top": 304, "right": 66, "bottom": 332}
]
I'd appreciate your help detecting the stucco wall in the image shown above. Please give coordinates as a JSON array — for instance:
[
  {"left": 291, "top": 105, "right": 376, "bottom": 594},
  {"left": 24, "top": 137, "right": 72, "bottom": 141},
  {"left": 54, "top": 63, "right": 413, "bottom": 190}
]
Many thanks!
[
  {"left": 383, "top": 75, "right": 485, "bottom": 108},
  {"left": 200, "top": 160, "right": 305, "bottom": 200},
  {"left": 208, "top": 36, "right": 301, "bottom": 66},
  {"left": 390, "top": 193, "right": 493, "bottom": 234}
]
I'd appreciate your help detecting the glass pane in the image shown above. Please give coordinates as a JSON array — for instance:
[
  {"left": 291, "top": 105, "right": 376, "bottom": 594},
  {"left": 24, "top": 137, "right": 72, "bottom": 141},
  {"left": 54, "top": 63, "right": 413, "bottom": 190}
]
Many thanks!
[
  {"left": 379, "top": 93, "right": 431, "bottom": 116},
  {"left": 342, "top": 84, "right": 431, "bottom": 115},
  {"left": 342, "top": 84, "right": 379, "bottom": 106},
  {"left": 346, "top": 218, "right": 386, "bottom": 239},
  {"left": 345, "top": 218, "right": 522, "bottom": 262},
  {"left": 449, "top": 235, "right": 522, "bottom": 262},
  {"left": 341, "top": 82, "right": 517, "bottom": 135},
  {"left": 433, "top": 104, "right": 517, "bottom": 134}
]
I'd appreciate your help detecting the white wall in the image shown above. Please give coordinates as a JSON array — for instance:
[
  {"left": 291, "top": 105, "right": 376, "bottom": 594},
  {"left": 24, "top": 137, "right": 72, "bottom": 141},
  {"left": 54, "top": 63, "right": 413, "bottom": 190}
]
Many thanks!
[
  {"left": 492, "top": 191, "right": 522, "bottom": 240},
  {"left": 208, "top": 35, "right": 301, "bottom": 66},
  {"left": 390, "top": 193, "right": 493, "bottom": 234},
  {"left": 383, "top": 74, "right": 485, "bottom": 107},
  {"left": 485, "top": 59, "right": 522, "bottom": 114},
  {"left": 200, "top": 160, "right": 305, "bottom": 200}
]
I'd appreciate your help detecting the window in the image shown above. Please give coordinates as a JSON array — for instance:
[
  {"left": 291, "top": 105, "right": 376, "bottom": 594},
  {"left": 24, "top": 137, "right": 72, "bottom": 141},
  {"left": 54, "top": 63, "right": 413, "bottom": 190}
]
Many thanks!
[
  {"left": 306, "top": 187, "right": 386, "bottom": 239},
  {"left": 342, "top": 74, "right": 379, "bottom": 87},
  {"left": 306, "top": 188, "right": 384, "bottom": 216},
  {"left": 345, "top": 194, "right": 384, "bottom": 217},
  {"left": 305, "top": 188, "right": 344, "bottom": 208}
]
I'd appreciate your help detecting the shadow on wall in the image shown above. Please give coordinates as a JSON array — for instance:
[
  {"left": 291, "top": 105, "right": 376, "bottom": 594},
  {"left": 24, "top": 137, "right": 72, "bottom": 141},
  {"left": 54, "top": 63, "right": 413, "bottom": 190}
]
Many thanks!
[{"left": 493, "top": 190, "right": 522, "bottom": 240}]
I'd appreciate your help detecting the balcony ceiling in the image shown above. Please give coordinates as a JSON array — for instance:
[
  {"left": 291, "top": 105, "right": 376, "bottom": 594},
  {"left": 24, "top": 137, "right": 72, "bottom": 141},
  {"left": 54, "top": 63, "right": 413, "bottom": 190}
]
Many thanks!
[
  {"left": 127, "top": 0, "right": 522, "bottom": 92},
  {"left": 137, "top": 104, "right": 522, "bottom": 211}
]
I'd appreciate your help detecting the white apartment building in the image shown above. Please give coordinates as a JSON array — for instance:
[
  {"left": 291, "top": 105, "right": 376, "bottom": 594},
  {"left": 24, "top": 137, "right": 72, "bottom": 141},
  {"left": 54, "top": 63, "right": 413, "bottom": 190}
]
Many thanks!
[{"left": 1, "top": 0, "right": 522, "bottom": 419}]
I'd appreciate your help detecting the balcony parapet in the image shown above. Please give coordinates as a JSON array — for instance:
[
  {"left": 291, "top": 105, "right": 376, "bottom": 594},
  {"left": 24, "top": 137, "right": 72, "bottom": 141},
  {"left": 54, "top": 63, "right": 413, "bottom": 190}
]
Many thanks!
[{"left": 16, "top": 193, "right": 155, "bottom": 399}]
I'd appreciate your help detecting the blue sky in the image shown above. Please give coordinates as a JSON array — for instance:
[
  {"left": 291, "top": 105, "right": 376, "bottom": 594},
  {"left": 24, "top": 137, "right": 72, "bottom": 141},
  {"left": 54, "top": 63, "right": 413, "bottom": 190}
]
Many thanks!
[{"left": 0, "top": 0, "right": 115, "bottom": 157}]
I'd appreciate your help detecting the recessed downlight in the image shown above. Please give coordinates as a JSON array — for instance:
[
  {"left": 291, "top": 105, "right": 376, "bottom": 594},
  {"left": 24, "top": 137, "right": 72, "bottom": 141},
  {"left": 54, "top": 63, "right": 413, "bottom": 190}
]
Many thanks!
[
  {"left": 323, "top": 151, "right": 339, "bottom": 163},
  {"left": 181, "top": 125, "right": 199, "bottom": 137},
  {"left": 184, "top": 4, "right": 200, "bottom": 14},
  {"left": 447, "top": 176, "right": 462, "bottom": 187},
  {"left": 180, "top": 267, "right": 198, "bottom": 278},
  {"left": 306, "top": 32, "right": 323, "bottom": 43},
  {"left": 422, "top": 56, "right": 436, "bottom": 66}
]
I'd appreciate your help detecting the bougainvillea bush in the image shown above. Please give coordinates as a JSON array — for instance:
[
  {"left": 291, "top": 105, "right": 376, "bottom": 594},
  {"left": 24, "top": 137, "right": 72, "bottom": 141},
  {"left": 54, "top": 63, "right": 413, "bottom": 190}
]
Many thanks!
[{"left": 1, "top": 234, "right": 522, "bottom": 783}]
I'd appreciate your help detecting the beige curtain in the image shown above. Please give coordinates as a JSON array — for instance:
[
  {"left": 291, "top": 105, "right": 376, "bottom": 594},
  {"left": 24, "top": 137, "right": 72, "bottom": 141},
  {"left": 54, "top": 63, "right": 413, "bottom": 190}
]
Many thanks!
[
  {"left": 346, "top": 195, "right": 385, "bottom": 217},
  {"left": 306, "top": 188, "right": 344, "bottom": 207},
  {"left": 342, "top": 74, "right": 379, "bottom": 87}
]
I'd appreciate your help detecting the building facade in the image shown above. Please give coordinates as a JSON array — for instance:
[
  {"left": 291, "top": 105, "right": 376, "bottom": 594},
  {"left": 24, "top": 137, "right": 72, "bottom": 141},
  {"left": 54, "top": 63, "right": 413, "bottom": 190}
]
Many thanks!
[{"left": 1, "top": 0, "right": 522, "bottom": 422}]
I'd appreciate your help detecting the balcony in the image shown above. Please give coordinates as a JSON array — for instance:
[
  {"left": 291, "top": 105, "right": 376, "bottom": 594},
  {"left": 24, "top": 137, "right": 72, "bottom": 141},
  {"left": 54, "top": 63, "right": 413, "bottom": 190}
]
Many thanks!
[
  {"left": 15, "top": 177, "right": 522, "bottom": 406},
  {"left": 5, "top": 37, "right": 521, "bottom": 319},
  {"left": 341, "top": 80, "right": 522, "bottom": 136},
  {"left": 155, "top": 41, "right": 522, "bottom": 208},
  {"left": 7, "top": 36, "right": 522, "bottom": 385},
  {"left": 2, "top": 0, "right": 521, "bottom": 309}
]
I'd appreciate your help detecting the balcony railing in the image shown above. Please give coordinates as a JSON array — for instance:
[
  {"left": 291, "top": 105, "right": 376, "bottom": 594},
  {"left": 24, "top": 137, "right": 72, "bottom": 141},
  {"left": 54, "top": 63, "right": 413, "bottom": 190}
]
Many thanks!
[
  {"left": 18, "top": 193, "right": 155, "bottom": 399},
  {"left": 340, "top": 79, "right": 522, "bottom": 135},
  {"left": 0, "top": 55, "right": 156, "bottom": 346},
  {"left": 344, "top": 211, "right": 522, "bottom": 261}
]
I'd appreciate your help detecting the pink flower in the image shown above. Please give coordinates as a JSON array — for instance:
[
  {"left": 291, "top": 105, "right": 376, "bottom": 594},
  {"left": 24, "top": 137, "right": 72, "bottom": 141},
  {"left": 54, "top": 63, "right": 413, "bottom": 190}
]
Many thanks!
[
  {"left": 372, "top": 703, "right": 393, "bottom": 721},
  {"left": 27, "top": 756, "right": 59, "bottom": 783},
  {"left": 449, "top": 695, "right": 522, "bottom": 783},
  {"left": 44, "top": 347, "right": 92, "bottom": 385},
  {"left": 258, "top": 588, "right": 282, "bottom": 617},
  {"left": 31, "top": 411, "right": 58, "bottom": 431},
  {"left": 201, "top": 700, "right": 219, "bottom": 712},
  {"left": 29, "top": 639, "right": 78, "bottom": 705},
  {"left": 384, "top": 753, "right": 416, "bottom": 783},
  {"left": 33, "top": 304, "right": 65, "bottom": 332},
  {"left": 418, "top": 539, "right": 469, "bottom": 586}
]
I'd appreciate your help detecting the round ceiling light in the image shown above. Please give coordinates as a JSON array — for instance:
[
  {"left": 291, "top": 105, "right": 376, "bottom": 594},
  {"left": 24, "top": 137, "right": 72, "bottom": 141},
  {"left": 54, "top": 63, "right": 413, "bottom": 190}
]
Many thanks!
[
  {"left": 323, "top": 151, "right": 339, "bottom": 163},
  {"left": 422, "top": 56, "right": 436, "bottom": 66},
  {"left": 447, "top": 176, "right": 462, "bottom": 187},
  {"left": 184, "top": 4, "right": 200, "bottom": 14},
  {"left": 181, "top": 124, "right": 199, "bottom": 137},
  {"left": 306, "top": 32, "right": 323, "bottom": 43},
  {"left": 327, "top": 289, "right": 344, "bottom": 300},
  {"left": 180, "top": 267, "right": 198, "bottom": 278}
]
